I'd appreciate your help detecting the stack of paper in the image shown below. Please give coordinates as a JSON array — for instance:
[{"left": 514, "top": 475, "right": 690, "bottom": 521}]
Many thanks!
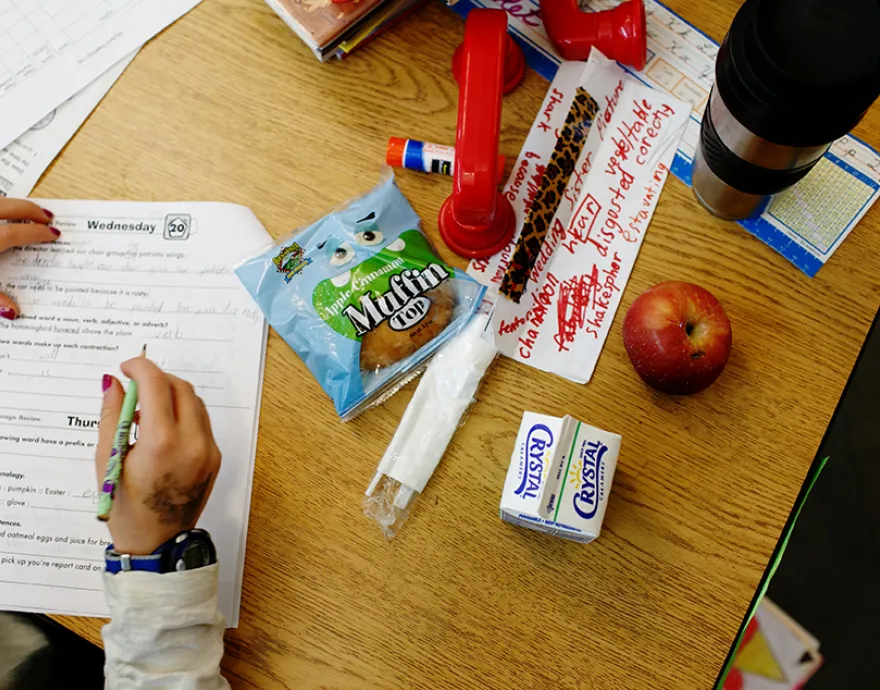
[{"left": 0, "top": 0, "right": 205, "bottom": 198}]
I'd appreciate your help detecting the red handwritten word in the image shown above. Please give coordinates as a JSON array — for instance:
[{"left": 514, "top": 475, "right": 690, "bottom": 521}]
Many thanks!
[
  {"left": 553, "top": 253, "right": 623, "bottom": 351},
  {"left": 528, "top": 275, "right": 559, "bottom": 333},
  {"left": 605, "top": 177, "right": 638, "bottom": 243},
  {"left": 489, "top": 239, "right": 516, "bottom": 286},
  {"left": 609, "top": 99, "right": 677, "bottom": 167},
  {"left": 628, "top": 209, "right": 650, "bottom": 239},
  {"left": 642, "top": 180, "right": 657, "bottom": 208},
  {"left": 595, "top": 79, "right": 625, "bottom": 141},
  {"left": 538, "top": 88, "right": 565, "bottom": 133},
  {"left": 562, "top": 151, "right": 593, "bottom": 212},
  {"left": 521, "top": 164, "right": 546, "bottom": 216},
  {"left": 554, "top": 268, "right": 597, "bottom": 352},
  {"left": 634, "top": 101, "right": 677, "bottom": 166},
  {"left": 624, "top": 161, "right": 671, "bottom": 240},
  {"left": 505, "top": 150, "right": 541, "bottom": 204},
  {"left": 530, "top": 218, "right": 567, "bottom": 283},
  {"left": 470, "top": 257, "right": 488, "bottom": 274},
  {"left": 601, "top": 98, "right": 677, "bottom": 243},
  {"left": 587, "top": 225, "right": 617, "bottom": 258},
  {"left": 517, "top": 330, "right": 539, "bottom": 359},
  {"left": 517, "top": 272, "right": 559, "bottom": 359},
  {"left": 496, "top": 0, "right": 542, "bottom": 28},
  {"left": 652, "top": 161, "right": 669, "bottom": 184},
  {"left": 505, "top": 159, "right": 530, "bottom": 204},
  {"left": 498, "top": 316, "right": 525, "bottom": 335},
  {"left": 563, "top": 193, "right": 601, "bottom": 254}
]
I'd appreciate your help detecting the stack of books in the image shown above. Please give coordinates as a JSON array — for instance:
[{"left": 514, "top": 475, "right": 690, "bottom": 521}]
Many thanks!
[{"left": 264, "top": 0, "right": 426, "bottom": 61}]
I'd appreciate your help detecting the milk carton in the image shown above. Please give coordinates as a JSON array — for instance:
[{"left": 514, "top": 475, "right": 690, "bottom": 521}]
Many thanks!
[
  {"left": 499, "top": 412, "right": 568, "bottom": 527},
  {"left": 500, "top": 412, "right": 621, "bottom": 544},
  {"left": 550, "top": 421, "right": 621, "bottom": 542}
]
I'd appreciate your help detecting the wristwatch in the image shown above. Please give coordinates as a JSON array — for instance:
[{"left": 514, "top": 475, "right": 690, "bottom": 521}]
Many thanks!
[{"left": 105, "top": 528, "right": 217, "bottom": 574}]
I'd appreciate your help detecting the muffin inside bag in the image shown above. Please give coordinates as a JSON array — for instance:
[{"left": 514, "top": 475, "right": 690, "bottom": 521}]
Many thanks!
[{"left": 235, "top": 175, "right": 485, "bottom": 419}]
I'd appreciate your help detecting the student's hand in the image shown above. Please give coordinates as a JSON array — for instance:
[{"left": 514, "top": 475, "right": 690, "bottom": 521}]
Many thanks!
[
  {"left": 0, "top": 199, "right": 59, "bottom": 321},
  {"left": 96, "top": 357, "right": 221, "bottom": 555}
]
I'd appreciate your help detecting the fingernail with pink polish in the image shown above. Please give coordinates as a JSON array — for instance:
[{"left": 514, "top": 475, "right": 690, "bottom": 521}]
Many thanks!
[
  {"left": 49, "top": 227, "right": 61, "bottom": 237},
  {"left": 42, "top": 209, "right": 54, "bottom": 220},
  {"left": 102, "top": 374, "right": 112, "bottom": 393},
  {"left": 0, "top": 308, "right": 16, "bottom": 321}
]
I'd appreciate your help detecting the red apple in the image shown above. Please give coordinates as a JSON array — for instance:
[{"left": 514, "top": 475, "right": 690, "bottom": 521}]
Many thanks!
[{"left": 622, "top": 281, "right": 732, "bottom": 395}]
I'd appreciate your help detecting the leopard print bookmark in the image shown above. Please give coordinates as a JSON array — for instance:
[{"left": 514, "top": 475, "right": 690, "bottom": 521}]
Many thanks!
[{"left": 500, "top": 88, "right": 600, "bottom": 303}]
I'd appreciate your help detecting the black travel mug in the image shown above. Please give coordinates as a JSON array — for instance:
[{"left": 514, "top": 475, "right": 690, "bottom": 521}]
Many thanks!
[{"left": 692, "top": 0, "right": 880, "bottom": 220}]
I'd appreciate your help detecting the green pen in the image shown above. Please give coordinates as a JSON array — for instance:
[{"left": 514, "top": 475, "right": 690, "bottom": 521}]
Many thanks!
[{"left": 97, "top": 345, "right": 145, "bottom": 522}]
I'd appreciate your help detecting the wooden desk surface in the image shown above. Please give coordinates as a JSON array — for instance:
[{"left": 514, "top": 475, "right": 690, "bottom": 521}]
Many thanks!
[{"left": 46, "top": 0, "right": 880, "bottom": 687}]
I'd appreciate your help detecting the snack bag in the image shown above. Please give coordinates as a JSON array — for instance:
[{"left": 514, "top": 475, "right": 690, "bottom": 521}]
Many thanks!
[{"left": 236, "top": 175, "right": 485, "bottom": 419}]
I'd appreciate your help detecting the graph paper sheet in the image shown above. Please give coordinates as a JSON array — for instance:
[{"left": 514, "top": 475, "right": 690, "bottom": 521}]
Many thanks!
[
  {"left": 0, "top": 0, "right": 201, "bottom": 152},
  {"left": 450, "top": 0, "right": 880, "bottom": 276}
]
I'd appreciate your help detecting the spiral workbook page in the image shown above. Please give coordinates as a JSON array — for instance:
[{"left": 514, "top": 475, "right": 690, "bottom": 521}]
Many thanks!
[{"left": 0, "top": 200, "right": 270, "bottom": 627}]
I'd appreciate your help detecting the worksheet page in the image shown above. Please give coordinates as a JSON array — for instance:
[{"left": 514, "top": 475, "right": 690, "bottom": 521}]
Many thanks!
[
  {"left": 0, "top": 200, "right": 270, "bottom": 627},
  {"left": 0, "top": 51, "right": 136, "bottom": 198},
  {"left": 0, "top": 0, "right": 202, "bottom": 151}
]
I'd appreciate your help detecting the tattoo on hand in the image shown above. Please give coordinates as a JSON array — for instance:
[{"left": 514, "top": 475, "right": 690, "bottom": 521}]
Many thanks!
[{"left": 144, "top": 472, "right": 213, "bottom": 527}]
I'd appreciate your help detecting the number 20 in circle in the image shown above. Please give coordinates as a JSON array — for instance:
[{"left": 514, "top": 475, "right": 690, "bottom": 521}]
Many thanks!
[{"left": 164, "top": 214, "right": 192, "bottom": 240}]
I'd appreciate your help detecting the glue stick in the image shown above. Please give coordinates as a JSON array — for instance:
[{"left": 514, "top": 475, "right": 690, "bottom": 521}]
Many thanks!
[{"left": 386, "top": 137, "right": 506, "bottom": 181}]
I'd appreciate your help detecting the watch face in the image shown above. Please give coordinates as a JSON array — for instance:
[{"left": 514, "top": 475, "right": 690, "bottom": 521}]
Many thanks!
[{"left": 178, "top": 541, "right": 211, "bottom": 571}]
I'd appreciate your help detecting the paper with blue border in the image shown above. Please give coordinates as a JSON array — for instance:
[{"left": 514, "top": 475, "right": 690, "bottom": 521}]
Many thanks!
[{"left": 449, "top": 0, "right": 880, "bottom": 277}]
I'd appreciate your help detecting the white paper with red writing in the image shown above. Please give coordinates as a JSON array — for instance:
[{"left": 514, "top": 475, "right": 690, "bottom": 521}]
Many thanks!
[{"left": 482, "top": 52, "right": 689, "bottom": 383}]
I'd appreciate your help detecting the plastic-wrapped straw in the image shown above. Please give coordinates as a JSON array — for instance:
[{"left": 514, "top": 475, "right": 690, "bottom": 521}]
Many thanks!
[{"left": 363, "top": 308, "right": 497, "bottom": 539}]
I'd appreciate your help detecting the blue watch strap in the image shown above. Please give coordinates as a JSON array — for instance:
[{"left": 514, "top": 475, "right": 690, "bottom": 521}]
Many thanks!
[
  {"left": 104, "top": 550, "right": 164, "bottom": 574},
  {"left": 105, "top": 529, "right": 215, "bottom": 574}
]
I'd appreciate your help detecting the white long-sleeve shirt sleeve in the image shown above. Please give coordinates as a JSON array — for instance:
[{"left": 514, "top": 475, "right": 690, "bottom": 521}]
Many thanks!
[{"left": 101, "top": 564, "right": 229, "bottom": 690}]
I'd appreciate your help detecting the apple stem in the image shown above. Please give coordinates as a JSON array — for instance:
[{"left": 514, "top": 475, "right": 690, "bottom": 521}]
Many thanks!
[{"left": 685, "top": 322, "right": 695, "bottom": 336}]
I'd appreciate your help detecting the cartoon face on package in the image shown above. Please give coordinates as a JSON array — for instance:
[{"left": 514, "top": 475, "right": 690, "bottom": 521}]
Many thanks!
[{"left": 236, "top": 176, "right": 485, "bottom": 419}]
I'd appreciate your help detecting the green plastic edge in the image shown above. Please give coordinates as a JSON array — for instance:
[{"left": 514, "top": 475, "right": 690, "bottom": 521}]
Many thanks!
[{"left": 714, "top": 454, "right": 830, "bottom": 689}]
